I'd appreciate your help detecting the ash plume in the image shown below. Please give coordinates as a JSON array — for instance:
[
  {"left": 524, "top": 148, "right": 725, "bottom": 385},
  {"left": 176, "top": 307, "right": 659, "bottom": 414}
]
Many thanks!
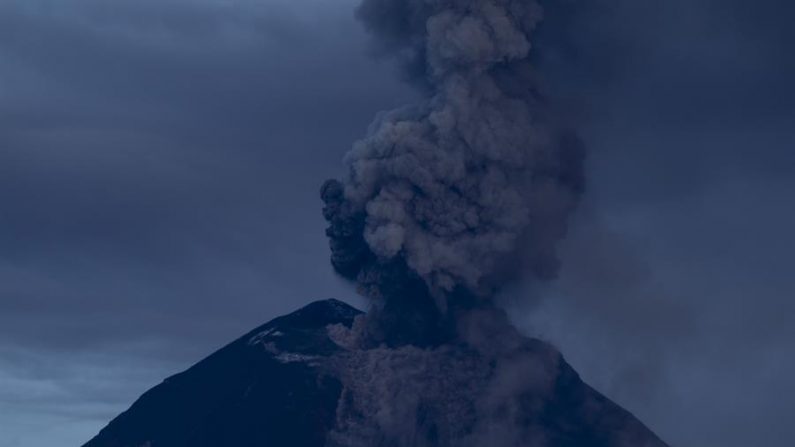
[{"left": 322, "top": 0, "right": 585, "bottom": 328}]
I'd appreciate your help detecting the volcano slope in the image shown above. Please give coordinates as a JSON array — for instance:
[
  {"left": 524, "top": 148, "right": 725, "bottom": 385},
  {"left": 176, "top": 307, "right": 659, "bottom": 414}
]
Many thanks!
[{"left": 84, "top": 299, "right": 668, "bottom": 447}]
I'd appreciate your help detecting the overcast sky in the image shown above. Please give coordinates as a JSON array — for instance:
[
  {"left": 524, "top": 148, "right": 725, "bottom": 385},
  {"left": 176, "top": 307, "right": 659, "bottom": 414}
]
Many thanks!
[{"left": 1, "top": 1, "right": 793, "bottom": 446}]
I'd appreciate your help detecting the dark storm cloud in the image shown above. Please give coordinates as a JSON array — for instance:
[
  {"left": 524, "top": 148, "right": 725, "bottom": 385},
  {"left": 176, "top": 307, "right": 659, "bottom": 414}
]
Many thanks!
[
  {"left": 0, "top": 0, "right": 403, "bottom": 348},
  {"left": 536, "top": 0, "right": 795, "bottom": 202}
]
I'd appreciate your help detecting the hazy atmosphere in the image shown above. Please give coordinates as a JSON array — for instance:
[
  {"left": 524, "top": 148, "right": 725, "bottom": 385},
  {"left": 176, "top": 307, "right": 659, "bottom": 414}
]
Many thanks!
[{"left": 1, "top": 0, "right": 793, "bottom": 446}]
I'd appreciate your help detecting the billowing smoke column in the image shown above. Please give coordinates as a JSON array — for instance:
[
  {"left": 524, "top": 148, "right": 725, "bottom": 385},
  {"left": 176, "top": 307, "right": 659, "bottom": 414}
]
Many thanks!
[
  {"left": 322, "top": 0, "right": 584, "bottom": 344},
  {"left": 318, "top": 4, "right": 671, "bottom": 446}
]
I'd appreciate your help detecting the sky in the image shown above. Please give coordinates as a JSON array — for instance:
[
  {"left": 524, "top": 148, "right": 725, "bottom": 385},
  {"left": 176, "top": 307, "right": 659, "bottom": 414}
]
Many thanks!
[{"left": 0, "top": 0, "right": 793, "bottom": 446}]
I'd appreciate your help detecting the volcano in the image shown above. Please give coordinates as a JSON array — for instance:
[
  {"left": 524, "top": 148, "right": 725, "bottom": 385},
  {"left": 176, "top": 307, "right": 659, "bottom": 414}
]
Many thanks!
[{"left": 83, "top": 299, "right": 668, "bottom": 447}]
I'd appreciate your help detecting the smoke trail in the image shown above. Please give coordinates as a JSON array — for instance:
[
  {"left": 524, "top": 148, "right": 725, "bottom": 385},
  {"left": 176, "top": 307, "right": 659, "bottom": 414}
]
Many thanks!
[{"left": 322, "top": 0, "right": 585, "bottom": 329}]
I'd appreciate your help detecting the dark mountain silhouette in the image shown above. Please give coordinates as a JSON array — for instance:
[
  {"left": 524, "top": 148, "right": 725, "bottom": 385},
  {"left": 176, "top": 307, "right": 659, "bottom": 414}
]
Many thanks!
[{"left": 83, "top": 299, "right": 668, "bottom": 447}]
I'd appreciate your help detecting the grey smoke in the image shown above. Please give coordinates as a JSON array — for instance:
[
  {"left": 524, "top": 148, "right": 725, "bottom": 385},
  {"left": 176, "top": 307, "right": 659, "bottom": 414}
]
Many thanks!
[
  {"left": 318, "top": 2, "right": 597, "bottom": 437},
  {"left": 322, "top": 0, "right": 585, "bottom": 307}
]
